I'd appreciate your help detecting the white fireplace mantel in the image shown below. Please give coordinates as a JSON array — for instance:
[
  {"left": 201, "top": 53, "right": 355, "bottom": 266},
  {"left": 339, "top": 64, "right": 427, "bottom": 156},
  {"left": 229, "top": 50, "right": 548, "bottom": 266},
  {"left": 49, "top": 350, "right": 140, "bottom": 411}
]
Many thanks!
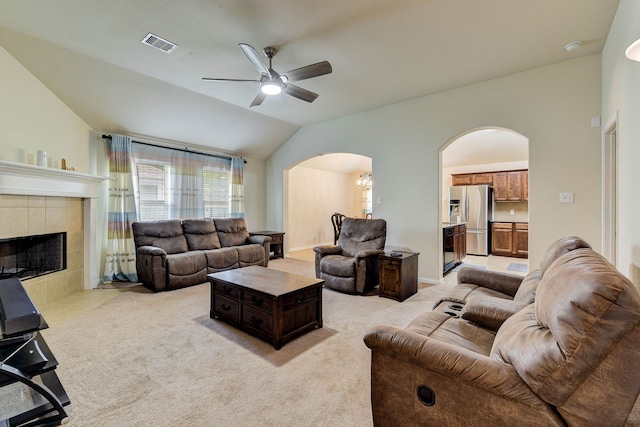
[
  {"left": 0, "top": 160, "right": 109, "bottom": 290},
  {"left": 0, "top": 160, "right": 107, "bottom": 198}
]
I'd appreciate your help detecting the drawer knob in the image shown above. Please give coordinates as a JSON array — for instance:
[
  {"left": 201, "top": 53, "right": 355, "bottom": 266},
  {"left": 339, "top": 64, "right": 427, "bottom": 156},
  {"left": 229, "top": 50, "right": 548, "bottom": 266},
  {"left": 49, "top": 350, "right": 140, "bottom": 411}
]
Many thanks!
[
  {"left": 222, "top": 286, "right": 233, "bottom": 294},
  {"left": 296, "top": 296, "right": 307, "bottom": 304},
  {"left": 221, "top": 304, "right": 232, "bottom": 311},
  {"left": 250, "top": 316, "right": 263, "bottom": 325},
  {"left": 251, "top": 296, "right": 264, "bottom": 305}
]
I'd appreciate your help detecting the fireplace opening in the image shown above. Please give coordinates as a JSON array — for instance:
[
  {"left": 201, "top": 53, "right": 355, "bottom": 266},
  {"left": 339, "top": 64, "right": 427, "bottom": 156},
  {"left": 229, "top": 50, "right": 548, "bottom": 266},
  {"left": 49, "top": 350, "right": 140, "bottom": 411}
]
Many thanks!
[{"left": 0, "top": 232, "right": 67, "bottom": 280}]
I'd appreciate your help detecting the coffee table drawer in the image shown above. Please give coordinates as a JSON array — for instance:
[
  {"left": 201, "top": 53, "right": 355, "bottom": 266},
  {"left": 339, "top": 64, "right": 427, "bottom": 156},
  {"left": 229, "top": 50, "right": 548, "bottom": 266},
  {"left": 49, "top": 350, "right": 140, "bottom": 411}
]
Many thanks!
[
  {"left": 242, "top": 289, "right": 273, "bottom": 310},
  {"left": 215, "top": 283, "right": 240, "bottom": 299},
  {"left": 283, "top": 287, "right": 319, "bottom": 310},
  {"left": 242, "top": 305, "right": 273, "bottom": 335},
  {"left": 214, "top": 295, "right": 239, "bottom": 322}
]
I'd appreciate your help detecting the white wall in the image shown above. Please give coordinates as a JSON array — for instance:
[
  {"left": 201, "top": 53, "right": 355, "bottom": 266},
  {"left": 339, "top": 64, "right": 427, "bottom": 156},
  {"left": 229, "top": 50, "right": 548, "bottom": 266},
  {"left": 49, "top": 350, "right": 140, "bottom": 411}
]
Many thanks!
[
  {"left": 0, "top": 44, "right": 92, "bottom": 171},
  {"left": 287, "top": 167, "right": 360, "bottom": 251},
  {"left": 267, "top": 55, "right": 603, "bottom": 283},
  {"left": 602, "top": 0, "right": 640, "bottom": 287}
]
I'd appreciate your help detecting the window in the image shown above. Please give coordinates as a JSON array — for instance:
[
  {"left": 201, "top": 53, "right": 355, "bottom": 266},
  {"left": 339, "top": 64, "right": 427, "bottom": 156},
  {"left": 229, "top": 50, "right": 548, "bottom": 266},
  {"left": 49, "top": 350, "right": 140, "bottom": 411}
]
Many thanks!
[{"left": 132, "top": 142, "right": 231, "bottom": 221}]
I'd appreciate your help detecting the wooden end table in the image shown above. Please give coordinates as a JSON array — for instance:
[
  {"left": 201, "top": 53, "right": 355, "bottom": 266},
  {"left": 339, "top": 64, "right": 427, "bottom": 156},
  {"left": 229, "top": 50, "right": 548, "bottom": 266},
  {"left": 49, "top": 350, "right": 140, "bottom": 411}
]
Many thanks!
[
  {"left": 378, "top": 252, "right": 419, "bottom": 302},
  {"left": 208, "top": 266, "right": 323, "bottom": 349},
  {"left": 250, "top": 231, "right": 285, "bottom": 259}
]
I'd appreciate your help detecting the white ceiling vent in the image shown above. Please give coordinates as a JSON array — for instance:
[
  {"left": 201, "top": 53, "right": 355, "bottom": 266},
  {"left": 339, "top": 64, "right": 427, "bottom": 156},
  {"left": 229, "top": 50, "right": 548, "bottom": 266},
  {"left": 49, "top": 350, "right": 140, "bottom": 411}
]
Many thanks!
[{"left": 141, "top": 33, "right": 178, "bottom": 53}]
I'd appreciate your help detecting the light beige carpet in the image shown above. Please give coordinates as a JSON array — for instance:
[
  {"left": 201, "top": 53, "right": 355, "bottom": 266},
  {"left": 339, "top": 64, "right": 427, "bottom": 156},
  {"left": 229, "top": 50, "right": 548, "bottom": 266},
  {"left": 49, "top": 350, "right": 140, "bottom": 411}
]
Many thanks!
[{"left": 42, "top": 259, "right": 449, "bottom": 427}]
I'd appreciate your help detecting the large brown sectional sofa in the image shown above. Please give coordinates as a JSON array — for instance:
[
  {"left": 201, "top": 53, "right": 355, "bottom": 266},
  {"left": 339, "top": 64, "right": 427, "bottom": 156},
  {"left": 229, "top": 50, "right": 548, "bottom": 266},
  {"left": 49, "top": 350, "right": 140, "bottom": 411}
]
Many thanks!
[
  {"left": 132, "top": 218, "right": 271, "bottom": 292},
  {"left": 364, "top": 237, "right": 640, "bottom": 426}
]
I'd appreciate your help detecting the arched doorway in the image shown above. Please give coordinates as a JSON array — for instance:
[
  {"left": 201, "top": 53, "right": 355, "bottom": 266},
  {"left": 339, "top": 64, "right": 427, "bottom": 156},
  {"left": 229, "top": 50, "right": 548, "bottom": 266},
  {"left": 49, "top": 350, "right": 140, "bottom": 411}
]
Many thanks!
[
  {"left": 284, "top": 153, "right": 372, "bottom": 260},
  {"left": 441, "top": 127, "right": 529, "bottom": 276}
]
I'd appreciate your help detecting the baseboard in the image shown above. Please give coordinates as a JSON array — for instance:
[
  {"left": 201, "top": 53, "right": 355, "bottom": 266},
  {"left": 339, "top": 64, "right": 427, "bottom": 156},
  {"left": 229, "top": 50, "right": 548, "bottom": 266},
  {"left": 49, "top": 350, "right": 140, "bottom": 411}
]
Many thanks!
[{"left": 288, "top": 242, "right": 332, "bottom": 252}]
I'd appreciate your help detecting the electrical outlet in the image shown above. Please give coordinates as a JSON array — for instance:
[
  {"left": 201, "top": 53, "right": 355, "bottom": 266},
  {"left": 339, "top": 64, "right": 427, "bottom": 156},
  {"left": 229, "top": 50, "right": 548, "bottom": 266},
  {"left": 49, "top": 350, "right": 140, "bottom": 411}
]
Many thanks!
[
  {"left": 376, "top": 197, "right": 382, "bottom": 205},
  {"left": 560, "top": 192, "right": 574, "bottom": 203},
  {"left": 509, "top": 209, "right": 515, "bottom": 215}
]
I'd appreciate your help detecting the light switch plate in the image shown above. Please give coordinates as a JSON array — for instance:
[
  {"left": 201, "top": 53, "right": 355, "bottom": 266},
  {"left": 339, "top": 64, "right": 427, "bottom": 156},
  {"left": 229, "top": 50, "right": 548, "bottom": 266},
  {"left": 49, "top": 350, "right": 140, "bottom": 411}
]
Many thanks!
[
  {"left": 560, "top": 192, "right": 574, "bottom": 203},
  {"left": 376, "top": 197, "right": 382, "bottom": 205}
]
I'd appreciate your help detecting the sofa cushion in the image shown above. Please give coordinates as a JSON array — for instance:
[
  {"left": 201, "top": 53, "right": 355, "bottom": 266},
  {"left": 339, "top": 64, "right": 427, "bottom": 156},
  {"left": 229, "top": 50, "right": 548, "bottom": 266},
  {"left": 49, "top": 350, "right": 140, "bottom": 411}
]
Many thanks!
[
  {"left": 213, "top": 218, "right": 249, "bottom": 247},
  {"left": 512, "top": 269, "right": 542, "bottom": 303},
  {"left": 236, "top": 244, "right": 265, "bottom": 266},
  {"left": 407, "top": 311, "right": 496, "bottom": 355},
  {"left": 338, "top": 218, "right": 386, "bottom": 258},
  {"left": 182, "top": 218, "right": 221, "bottom": 250},
  {"left": 320, "top": 255, "right": 355, "bottom": 277},
  {"left": 538, "top": 236, "right": 591, "bottom": 275},
  {"left": 203, "top": 247, "right": 239, "bottom": 271},
  {"left": 165, "top": 251, "right": 207, "bottom": 275},
  {"left": 132, "top": 220, "right": 188, "bottom": 254},
  {"left": 491, "top": 248, "right": 640, "bottom": 405}
]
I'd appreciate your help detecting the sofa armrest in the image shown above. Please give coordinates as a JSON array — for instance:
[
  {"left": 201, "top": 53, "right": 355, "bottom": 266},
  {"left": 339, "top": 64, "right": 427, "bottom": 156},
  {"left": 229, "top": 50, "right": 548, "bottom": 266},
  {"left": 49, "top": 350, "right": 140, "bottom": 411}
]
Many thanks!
[
  {"left": 313, "top": 245, "right": 342, "bottom": 278},
  {"left": 247, "top": 234, "right": 271, "bottom": 245},
  {"left": 135, "top": 246, "right": 168, "bottom": 291},
  {"left": 355, "top": 249, "right": 384, "bottom": 260},
  {"left": 460, "top": 295, "right": 530, "bottom": 331},
  {"left": 313, "top": 245, "right": 342, "bottom": 256},
  {"left": 137, "top": 245, "right": 167, "bottom": 259},
  {"left": 247, "top": 235, "right": 272, "bottom": 266},
  {"left": 363, "top": 325, "right": 539, "bottom": 403},
  {"left": 457, "top": 267, "right": 524, "bottom": 298}
]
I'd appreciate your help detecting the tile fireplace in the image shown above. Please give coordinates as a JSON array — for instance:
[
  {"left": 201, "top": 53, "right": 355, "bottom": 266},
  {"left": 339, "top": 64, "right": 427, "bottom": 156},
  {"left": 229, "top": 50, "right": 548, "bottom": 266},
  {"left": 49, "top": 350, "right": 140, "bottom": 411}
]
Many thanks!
[{"left": 0, "top": 160, "right": 107, "bottom": 306}]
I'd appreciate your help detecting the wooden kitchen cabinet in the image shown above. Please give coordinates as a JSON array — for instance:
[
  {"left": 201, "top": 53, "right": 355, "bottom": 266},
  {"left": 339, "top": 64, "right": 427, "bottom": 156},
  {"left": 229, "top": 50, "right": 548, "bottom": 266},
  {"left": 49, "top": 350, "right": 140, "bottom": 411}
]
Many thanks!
[
  {"left": 451, "top": 172, "right": 493, "bottom": 186},
  {"left": 493, "top": 170, "right": 527, "bottom": 202},
  {"left": 491, "top": 222, "right": 528, "bottom": 258},
  {"left": 514, "top": 223, "right": 529, "bottom": 257}
]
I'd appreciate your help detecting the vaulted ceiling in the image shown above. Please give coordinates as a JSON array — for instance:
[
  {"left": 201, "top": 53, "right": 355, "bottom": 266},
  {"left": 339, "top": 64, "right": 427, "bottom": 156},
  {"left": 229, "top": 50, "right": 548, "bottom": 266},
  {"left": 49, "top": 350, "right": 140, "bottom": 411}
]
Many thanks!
[{"left": 0, "top": 0, "right": 618, "bottom": 160}]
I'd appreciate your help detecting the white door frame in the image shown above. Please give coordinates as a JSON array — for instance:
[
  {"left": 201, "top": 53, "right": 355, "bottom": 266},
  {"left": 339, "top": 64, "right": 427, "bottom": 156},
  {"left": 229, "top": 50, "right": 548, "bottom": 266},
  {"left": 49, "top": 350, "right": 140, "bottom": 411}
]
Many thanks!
[{"left": 602, "top": 112, "right": 618, "bottom": 266}]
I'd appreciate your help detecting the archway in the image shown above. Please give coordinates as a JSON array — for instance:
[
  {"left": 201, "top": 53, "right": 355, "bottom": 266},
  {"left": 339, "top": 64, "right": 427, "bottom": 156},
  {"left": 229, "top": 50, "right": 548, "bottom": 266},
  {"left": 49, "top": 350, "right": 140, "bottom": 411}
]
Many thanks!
[
  {"left": 440, "top": 127, "right": 529, "bottom": 276},
  {"left": 283, "top": 153, "right": 372, "bottom": 260}
]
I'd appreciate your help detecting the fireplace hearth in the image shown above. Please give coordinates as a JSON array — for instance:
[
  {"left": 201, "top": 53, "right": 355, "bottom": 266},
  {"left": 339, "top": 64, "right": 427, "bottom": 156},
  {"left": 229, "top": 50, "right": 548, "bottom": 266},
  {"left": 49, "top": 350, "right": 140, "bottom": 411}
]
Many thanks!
[{"left": 0, "top": 232, "right": 67, "bottom": 280}]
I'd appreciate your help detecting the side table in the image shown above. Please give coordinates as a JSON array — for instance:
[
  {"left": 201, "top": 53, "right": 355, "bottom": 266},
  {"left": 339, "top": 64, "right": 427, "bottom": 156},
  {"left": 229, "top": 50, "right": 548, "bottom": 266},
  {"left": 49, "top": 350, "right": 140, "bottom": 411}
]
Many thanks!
[
  {"left": 378, "top": 252, "right": 419, "bottom": 302},
  {"left": 249, "top": 231, "right": 285, "bottom": 259}
]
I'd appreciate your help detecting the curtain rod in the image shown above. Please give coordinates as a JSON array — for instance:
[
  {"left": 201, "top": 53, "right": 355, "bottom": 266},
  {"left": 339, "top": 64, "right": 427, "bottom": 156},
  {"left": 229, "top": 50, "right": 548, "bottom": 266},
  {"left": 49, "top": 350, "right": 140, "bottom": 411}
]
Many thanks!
[{"left": 101, "top": 134, "right": 246, "bottom": 163}]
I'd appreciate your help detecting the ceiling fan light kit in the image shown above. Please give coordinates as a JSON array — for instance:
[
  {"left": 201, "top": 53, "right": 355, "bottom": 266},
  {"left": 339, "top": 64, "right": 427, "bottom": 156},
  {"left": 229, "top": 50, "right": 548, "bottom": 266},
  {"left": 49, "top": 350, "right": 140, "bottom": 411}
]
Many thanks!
[
  {"left": 203, "top": 43, "right": 332, "bottom": 107},
  {"left": 261, "top": 81, "right": 282, "bottom": 95}
]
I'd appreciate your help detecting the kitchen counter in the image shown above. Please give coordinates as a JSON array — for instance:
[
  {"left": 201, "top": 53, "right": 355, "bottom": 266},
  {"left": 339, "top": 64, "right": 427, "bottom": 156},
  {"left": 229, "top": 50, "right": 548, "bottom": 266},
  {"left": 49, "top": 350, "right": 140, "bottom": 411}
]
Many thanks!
[{"left": 442, "top": 222, "right": 467, "bottom": 228}]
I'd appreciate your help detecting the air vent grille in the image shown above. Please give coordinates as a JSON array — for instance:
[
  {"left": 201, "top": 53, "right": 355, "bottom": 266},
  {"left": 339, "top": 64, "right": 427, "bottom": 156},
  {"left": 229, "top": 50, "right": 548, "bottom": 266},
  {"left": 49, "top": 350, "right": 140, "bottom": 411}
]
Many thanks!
[{"left": 141, "top": 33, "right": 178, "bottom": 53}]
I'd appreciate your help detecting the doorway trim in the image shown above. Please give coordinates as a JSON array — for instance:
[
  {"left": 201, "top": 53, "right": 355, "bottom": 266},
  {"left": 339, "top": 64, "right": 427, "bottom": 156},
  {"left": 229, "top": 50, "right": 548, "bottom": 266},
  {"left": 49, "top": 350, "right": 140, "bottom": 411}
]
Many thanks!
[{"left": 602, "top": 112, "right": 618, "bottom": 266}]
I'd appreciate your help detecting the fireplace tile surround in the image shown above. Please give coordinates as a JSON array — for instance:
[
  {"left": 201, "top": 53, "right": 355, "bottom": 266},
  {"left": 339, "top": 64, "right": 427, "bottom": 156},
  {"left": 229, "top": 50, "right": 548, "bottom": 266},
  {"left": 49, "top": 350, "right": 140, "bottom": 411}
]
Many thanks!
[
  {"left": 0, "top": 195, "right": 84, "bottom": 306},
  {"left": 0, "top": 160, "right": 107, "bottom": 307}
]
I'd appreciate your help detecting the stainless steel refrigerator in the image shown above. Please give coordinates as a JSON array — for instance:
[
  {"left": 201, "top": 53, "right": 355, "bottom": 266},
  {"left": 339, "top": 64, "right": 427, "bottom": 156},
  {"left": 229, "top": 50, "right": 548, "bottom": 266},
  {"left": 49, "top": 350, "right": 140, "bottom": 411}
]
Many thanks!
[{"left": 448, "top": 185, "right": 493, "bottom": 256}]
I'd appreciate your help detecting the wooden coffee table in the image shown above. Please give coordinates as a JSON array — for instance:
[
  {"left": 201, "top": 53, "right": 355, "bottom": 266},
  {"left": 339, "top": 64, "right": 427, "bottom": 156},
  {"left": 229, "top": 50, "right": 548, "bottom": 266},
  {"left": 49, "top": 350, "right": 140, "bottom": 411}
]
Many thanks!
[{"left": 208, "top": 266, "right": 324, "bottom": 350}]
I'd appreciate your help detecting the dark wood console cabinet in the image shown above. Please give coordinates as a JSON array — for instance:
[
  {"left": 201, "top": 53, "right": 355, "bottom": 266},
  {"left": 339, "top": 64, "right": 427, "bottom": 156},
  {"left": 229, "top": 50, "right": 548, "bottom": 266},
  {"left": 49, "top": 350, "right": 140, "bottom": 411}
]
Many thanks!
[{"left": 379, "top": 252, "right": 419, "bottom": 302}]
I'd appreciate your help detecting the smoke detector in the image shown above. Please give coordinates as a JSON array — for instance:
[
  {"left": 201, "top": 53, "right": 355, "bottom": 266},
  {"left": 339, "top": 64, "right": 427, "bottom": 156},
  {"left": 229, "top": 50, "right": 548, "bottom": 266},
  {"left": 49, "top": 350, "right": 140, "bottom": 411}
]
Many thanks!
[{"left": 141, "top": 33, "right": 178, "bottom": 53}]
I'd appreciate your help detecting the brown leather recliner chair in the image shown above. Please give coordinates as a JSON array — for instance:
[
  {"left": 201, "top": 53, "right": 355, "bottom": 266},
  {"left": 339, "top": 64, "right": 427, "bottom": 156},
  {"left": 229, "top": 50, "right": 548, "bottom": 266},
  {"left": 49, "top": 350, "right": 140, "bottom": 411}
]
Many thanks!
[
  {"left": 313, "top": 218, "right": 386, "bottom": 294},
  {"left": 364, "top": 245, "right": 640, "bottom": 426}
]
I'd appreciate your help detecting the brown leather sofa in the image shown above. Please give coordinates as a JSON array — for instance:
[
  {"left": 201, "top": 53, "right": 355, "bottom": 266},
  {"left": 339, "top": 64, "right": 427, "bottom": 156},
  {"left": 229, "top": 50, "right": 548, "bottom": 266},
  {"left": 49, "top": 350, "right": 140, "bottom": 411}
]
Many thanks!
[
  {"left": 364, "top": 240, "right": 640, "bottom": 426},
  {"left": 313, "top": 217, "right": 386, "bottom": 294},
  {"left": 132, "top": 218, "right": 271, "bottom": 292},
  {"left": 434, "top": 236, "right": 592, "bottom": 330}
]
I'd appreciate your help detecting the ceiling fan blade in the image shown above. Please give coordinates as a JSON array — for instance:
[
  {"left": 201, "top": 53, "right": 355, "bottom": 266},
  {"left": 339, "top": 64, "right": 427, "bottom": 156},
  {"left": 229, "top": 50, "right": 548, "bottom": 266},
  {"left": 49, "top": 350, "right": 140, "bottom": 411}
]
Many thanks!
[
  {"left": 250, "top": 92, "right": 267, "bottom": 107},
  {"left": 238, "top": 43, "right": 272, "bottom": 78},
  {"left": 282, "top": 61, "right": 332, "bottom": 82},
  {"left": 283, "top": 84, "right": 319, "bottom": 103},
  {"left": 202, "top": 78, "right": 260, "bottom": 82}
]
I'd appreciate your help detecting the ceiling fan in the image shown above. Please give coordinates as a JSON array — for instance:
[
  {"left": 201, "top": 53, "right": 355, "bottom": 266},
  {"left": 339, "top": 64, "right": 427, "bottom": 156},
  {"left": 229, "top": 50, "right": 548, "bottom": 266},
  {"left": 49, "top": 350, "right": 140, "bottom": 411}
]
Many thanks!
[{"left": 203, "top": 43, "right": 332, "bottom": 107}]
